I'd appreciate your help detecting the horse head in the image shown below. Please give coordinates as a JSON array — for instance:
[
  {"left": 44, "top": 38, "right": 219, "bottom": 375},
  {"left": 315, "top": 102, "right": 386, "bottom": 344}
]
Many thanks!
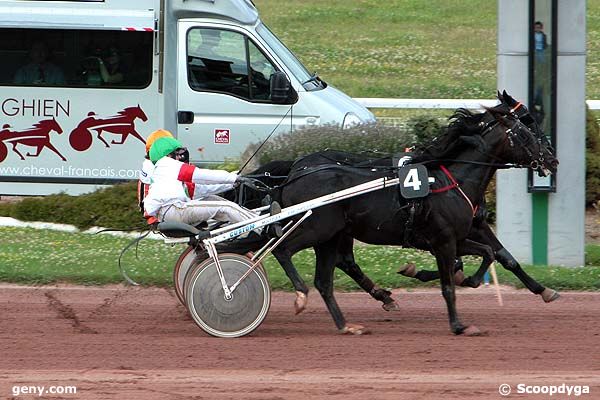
[
  {"left": 35, "top": 118, "right": 63, "bottom": 135},
  {"left": 482, "top": 106, "right": 556, "bottom": 176},
  {"left": 495, "top": 90, "right": 558, "bottom": 175},
  {"left": 129, "top": 105, "right": 148, "bottom": 122}
]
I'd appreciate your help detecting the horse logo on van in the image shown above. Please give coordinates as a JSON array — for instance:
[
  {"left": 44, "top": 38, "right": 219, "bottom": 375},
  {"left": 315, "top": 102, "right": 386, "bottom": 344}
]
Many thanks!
[
  {"left": 69, "top": 105, "right": 148, "bottom": 151},
  {"left": 0, "top": 118, "right": 66, "bottom": 163},
  {"left": 215, "top": 128, "right": 230, "bottom": 144}
]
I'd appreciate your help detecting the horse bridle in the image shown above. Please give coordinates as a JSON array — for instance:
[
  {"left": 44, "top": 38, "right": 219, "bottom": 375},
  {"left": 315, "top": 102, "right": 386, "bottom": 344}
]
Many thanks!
[
  {"left": 478, "top": 109, "right": 546, "bottom": 171},
  {"left": 508, "top": 102, "right": 557, "bottom": 173}
]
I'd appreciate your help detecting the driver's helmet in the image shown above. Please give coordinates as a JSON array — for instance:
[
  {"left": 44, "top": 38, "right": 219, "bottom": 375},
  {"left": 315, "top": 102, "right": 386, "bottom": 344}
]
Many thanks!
[
  {"left": 150, "top": 137, "right": 184, "bottom": 163},
  {"left": 145, "top": 129, "right": 173, "bottom": 154}
]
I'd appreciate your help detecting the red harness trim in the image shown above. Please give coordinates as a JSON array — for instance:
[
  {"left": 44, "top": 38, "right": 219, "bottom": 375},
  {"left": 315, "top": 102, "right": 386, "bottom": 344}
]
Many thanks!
[
  {"left": 430, "top": 165, "right": 478, "bottom": 217},
  {"left": 430, "top": 165, "right": 459, "bottom": 193}
]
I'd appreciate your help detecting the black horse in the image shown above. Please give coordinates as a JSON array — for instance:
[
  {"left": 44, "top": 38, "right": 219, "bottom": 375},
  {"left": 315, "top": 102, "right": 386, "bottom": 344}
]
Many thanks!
[
  {"left": 227, "top": 155, "right": 402, "bottom": 312},
  {"left": 266, "top": 104, "right": 556, "bottom": 335},
  {"left": 398, "top": 91, "right": 559, "bottom": 295},
  {"left": 236, "top": 92, "right": 559, "bottom": 316}
]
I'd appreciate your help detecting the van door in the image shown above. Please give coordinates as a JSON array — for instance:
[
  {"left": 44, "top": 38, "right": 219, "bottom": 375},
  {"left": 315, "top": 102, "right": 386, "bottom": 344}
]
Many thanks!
[{"left": 176, "top": 22, "right": 294, "bottom": 164}]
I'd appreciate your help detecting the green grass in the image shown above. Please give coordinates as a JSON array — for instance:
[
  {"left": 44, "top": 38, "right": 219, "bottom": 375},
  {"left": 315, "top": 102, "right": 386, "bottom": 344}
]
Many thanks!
[
  {"left": 1, "top": 227, "right": 599, "bottom": 291},
  {"left": 586, "top": 243, "right": 600, "bottom": 266},
  {"left": 3, "top": 4, "right": 600, "bottom": 291},
  {"left": 254, "top": 0, "right": 600, "bottom": 100}
]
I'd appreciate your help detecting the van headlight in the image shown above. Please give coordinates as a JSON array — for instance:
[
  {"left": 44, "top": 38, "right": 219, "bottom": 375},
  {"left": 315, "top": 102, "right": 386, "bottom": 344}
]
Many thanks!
[{"left": 342, "top": 112, "right": 362, "bottom": 130}]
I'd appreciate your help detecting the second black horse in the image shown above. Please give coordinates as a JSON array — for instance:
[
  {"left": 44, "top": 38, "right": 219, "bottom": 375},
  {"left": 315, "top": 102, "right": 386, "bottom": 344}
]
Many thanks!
[{"left": 265, "top": 104, "right": 556, "bottom": 335}]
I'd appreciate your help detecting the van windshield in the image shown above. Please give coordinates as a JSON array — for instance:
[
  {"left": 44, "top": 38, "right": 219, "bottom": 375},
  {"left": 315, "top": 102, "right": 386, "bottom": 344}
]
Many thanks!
[{"left": 256, "top": 23, "right": 322, "bottom": 90}]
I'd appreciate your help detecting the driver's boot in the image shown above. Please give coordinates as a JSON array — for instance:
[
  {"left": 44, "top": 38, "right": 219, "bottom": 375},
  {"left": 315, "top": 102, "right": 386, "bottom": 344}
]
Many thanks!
[{"left": 267, "top": 201, "right": 283, "bottom": 238}]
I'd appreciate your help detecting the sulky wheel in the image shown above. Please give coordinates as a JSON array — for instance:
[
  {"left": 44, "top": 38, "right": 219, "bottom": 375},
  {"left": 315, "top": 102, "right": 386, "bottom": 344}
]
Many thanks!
[
  {"left": 69, "top": 127, "right": 92, "bottom": 151},
  {"left": 178, "top": 249, "right": 264, "bottom": 305},
  {"left": 184, "top": 253, "right": 270, "bottom": 338},
  {"left": 173, "top": 246, "right": 204, "bottom": 306},
  {"left": 0, "top": 141, "right": 7, "bottom": 162}
]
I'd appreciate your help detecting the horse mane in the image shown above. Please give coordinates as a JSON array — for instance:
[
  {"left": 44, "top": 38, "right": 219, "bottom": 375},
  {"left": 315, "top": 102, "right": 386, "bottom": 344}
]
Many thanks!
[
  {"left": 249, "top": 160, "right": 294, "bottom": 177},
  {"left": 410, "top": 108, "right": 488, "bottom": 163},
  {"left": 269, "top": 105, "right": 512, "bottom": 171},
  {"left": 289, "top": 149, "right": 393, "bottom": 171},
  {"left": 33, "top": 118, "right": 56, "bottom": 128}
]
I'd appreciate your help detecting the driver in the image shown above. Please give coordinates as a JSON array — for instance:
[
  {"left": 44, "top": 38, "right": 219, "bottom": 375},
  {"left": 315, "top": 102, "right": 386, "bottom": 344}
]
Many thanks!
[{"left": 144, "top": 136, "right": 260, "bottom": 227}]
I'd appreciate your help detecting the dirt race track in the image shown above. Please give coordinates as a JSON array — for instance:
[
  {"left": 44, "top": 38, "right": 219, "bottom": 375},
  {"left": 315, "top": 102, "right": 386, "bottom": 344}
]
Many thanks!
[{"left": 1, "top": 284, "right": 599, "bottom": 400}]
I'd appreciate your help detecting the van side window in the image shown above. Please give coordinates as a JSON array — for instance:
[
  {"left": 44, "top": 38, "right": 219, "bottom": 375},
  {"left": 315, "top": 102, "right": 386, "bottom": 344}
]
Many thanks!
[
  {"left": 0, "top": 28, "right": 152, "bottom": 89},
  {"left": 187, "top": 28, "right": 277, "bottom": 101}
]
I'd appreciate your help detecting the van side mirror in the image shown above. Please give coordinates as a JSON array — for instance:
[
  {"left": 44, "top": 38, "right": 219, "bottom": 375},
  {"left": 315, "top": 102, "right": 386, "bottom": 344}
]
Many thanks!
[{"left": 270, "top": 71, "right": 297, "bottom": 104}]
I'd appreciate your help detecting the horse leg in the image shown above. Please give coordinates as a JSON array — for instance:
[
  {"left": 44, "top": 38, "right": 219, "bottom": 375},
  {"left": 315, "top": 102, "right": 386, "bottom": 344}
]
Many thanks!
[
  {"left": 433, "top": 241, "right": 479, "bottom": 335},
  {"left": 495, "top": 248, "right": 559, "bottom": 302},
  {"left": 96, "top": 130, "right": 110, "bottom": 147},
  {"left": 456, "top": 239, "right": 495, "bottom": 288},
  {"left": 41, "top": 143, "right": 67, "bottom": 161},
  {"left": 452, "top": 258, "right": 466, "bottom": 284},
  {"left": 26, "top": 145, "right": 42, "bottom": 157},
  {"left": 272, "top": 248, "right": 310, "bottom": 314},
  {"left": 11, "top": 143, "right": 26, "bottom": 160},
  {"left": 398, "top": 258, "right": 464, "bottom": 285},
  {"left": 473, "top": 223, "right": 559, "bottom": 301},
  {"left": 114, "top": 129, "right": 144, "bottom": 145},
  {"left": 336, "top": 234, "right": 399, "bottom": 311},
  {"left": 314, "top": 237, "right": 366, "bottom": 334}
]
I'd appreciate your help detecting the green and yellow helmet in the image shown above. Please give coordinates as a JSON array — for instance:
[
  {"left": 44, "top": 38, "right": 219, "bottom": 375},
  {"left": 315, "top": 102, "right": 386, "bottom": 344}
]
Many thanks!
[{"left": 149, "top": 136, "right": 184, "bottom": 163}]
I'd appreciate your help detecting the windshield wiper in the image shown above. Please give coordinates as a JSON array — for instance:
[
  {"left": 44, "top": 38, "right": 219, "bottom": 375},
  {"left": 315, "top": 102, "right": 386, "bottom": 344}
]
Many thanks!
[
  {"left": 302, "top": 72, "right": 320, "bottom": 86},
  {"left": 302, "top": 72, "right": 325, "bottom": 91}
]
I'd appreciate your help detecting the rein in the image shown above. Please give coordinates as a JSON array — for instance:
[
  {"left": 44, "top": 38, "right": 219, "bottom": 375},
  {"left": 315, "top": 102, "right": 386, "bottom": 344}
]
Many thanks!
[
  {"left": 281, "top": 164, "right": 380, "bottom": 188},
  {"left": 268, "top": 158, "right": 518, "bottom": 193}
]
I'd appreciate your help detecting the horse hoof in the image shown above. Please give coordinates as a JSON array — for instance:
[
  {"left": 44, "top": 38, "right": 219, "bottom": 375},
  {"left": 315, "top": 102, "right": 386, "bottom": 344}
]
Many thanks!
[
  {"left": 294, "top": 291, "right": 307, "bottom": 315},
  {"left": 454, "top": 270, "right": 466, "bottom": 285},
  {"left": 398, "top": 263, "right": 416, "bottom": 277},
  {"left": 340, "top": 324, "right": 370, "bottom": 335},
  {"left": 382, "top": 300, "right": 401, "bottom": 312},
  {"left": 463, "top": 325, "right": 482, "bottom": 336},
  {"left": 541, "top": 288, "right": 560, "bottom": 303}
]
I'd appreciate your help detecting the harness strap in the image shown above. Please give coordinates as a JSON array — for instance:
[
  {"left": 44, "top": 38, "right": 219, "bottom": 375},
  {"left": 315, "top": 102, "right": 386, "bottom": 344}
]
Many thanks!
[
  {"left": 510, "top": 102, "right": 523, "bottom": 113},
  {"left": 283, "top": 164, "right": 390, "bottom": 187},
  {"left": 430, "top": 165, "right": 477, "bottom": 217}
]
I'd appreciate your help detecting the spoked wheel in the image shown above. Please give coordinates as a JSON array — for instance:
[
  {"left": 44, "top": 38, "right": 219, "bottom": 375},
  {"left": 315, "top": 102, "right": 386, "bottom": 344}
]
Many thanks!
[
  {"left": 184, "top": 253, "right": 270, "bottom": 338},
  {"left": 178, "top": 249, "right": 264, "bottom": 305},
  {"left": 173, "top": 246, "right": 206, "bottom": 306}
]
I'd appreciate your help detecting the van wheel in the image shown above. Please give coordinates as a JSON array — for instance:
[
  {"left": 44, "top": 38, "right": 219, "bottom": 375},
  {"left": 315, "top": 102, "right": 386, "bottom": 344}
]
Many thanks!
[{"left": 69, "top": 127, "right": 93, "bottom": 151}]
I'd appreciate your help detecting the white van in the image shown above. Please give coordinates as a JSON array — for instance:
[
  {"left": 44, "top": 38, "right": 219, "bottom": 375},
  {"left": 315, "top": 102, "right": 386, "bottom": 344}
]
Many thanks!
[{"left": 0, "top": 0, "right": 374, "bottom": 195}]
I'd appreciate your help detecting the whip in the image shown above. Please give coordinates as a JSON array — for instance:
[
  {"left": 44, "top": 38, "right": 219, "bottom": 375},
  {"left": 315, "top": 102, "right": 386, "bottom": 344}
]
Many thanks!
[{"left": 237, "top": 105, "right": 292, "bottom": 175}]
